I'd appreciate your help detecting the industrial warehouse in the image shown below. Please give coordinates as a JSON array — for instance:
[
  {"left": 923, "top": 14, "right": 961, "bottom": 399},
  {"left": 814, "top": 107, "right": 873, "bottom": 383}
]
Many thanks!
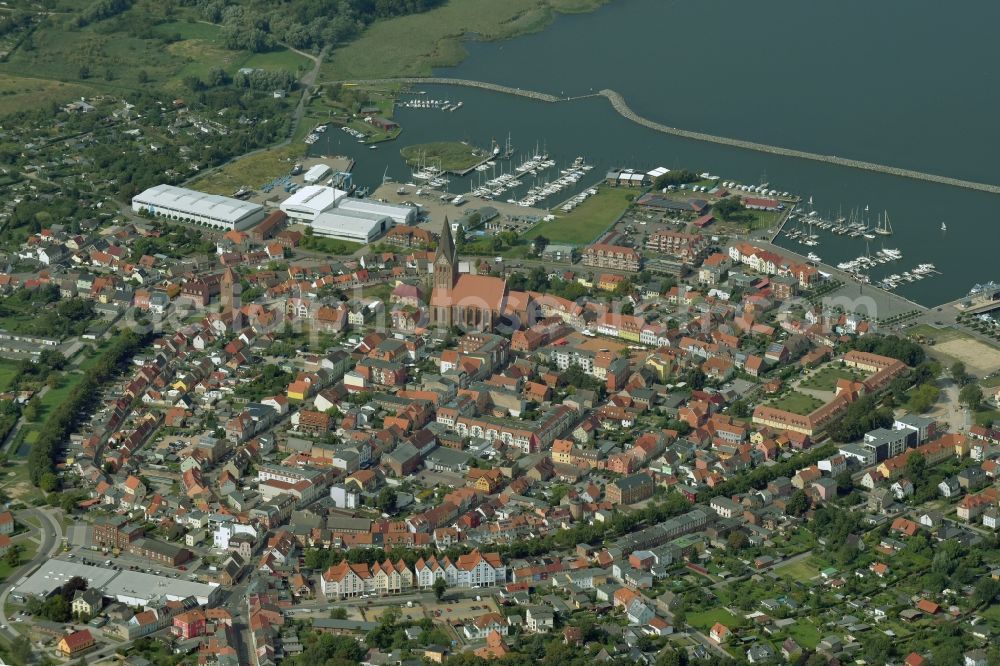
[
  {"left": 134, "top": 179, "right": 418, "bottom": 244},
  {"left": 131, "top": 184, "right": 268, "bottom": 231},
  {"left": 12, "top": 560, "right": 222, "bottom": 607}
]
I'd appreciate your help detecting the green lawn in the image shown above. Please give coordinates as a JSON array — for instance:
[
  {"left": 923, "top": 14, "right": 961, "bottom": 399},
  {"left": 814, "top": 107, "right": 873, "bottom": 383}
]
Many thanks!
[
  {"left": 401, "top": 141, "right": 488, "bottom": 172},
  {"left": 774, "top": 557, "right": 820, "bottom": 582},
  {"left": 907, "top": 323, "right": 968, "bottom": 344},
  {"left": 0, "top": 12, "right": 310, "bottom": 114},
  {"left": 243, "top": 49, "right": 312, "bottom": 73},
  {"left": 27, "top": 371, "right": 85, "bottom": 425},
  {"left": 0, "top": 73, "right": 96, "bottom": 117},
  {"left": 783, "top": 619, "right": 822, "bottom": 648},
  {"left": 767, "top": 390, "right": 824, "bottom": 416},
  {"left": 322, "top": 0, "right": 607, "bottom": 80},
  {"left": 0, "top": 360, "right": 21, "bottom": 392},
  {"left": 524, "top": 186, "right": 636, "bottom": 245},
  {"left": 687, "top": 608, "right": 745, "bottom": 632},
  {"left": 975, "top": 408, "right": 1000, "bottom": 428},
  {"left": 800, "top": 365, "right": 863, "bottom": 392},
  {"left": 189, "top": 143, "right": 305, "bottom": 195}
]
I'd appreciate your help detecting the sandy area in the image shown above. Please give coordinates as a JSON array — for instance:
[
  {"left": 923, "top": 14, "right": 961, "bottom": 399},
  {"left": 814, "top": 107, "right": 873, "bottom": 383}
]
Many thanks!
[{"left": 933, "top": 338, "right": 1000, "bottom": 376}]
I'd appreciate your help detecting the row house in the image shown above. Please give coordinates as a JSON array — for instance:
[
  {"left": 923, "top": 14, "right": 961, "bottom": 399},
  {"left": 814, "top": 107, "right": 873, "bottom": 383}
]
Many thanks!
[
  {"left": 414, "top": 550, "right": 507, "bottom": 589},
  {"left": 645, "top": 230, "right": 710, "bottom": 263},
  {"left": 582, "top": 243, "right": 642, "bottom": 272}
]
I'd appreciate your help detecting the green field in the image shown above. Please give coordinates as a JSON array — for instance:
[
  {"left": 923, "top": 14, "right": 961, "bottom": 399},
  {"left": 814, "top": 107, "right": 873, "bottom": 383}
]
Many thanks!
[
  {"left": 524, "top": 186, "right": 636, "bottom": 245},
  {"left": 767, "top": 390, "right": 824, "bottom": 416},
  {"left": 401, "top": 141, "right": 487, "bottom": 172},
  {"left": 800, "top": 365, "right": 863, "bottom": 392},
  {"left": 783, "top": 619, "right": 822, "bottom": 648},
  {"left": 32, "top": 372, "right": 84, "bottom": 424},
  {"left": 189, "top": 144, "right": 305, "bottom": 195},
  {"left": 0, "top": 13, "right": 310, "bottom": 114},
  {"left": 775, "top": 557, "right": 820, "bottom": 582},
  {"left": 0, "top": 361, "right": 21, "bottom": 393},
  {"left": 907, "top": 323, "right": 968, "bottom": 344},
  {"left": 687, "top": 608, "right": 745, "bottom": 632},
  {"left": 0, "top": 73, "right": 96, "bottom": 117},
  {"left": 322, "top": 0, "right": 608, "bottom": 80}
]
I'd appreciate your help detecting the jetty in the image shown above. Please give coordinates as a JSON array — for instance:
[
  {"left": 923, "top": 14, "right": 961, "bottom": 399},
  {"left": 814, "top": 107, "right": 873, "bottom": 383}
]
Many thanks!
[{"left": 336, "top": 77, "right": 1000, "bottom": 196}]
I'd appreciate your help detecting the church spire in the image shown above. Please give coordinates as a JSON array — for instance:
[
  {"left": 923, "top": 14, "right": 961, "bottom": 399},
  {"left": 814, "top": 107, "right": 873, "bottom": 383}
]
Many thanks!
[{"left": 439, "top": 216, "right": 455, "bottom": 265}]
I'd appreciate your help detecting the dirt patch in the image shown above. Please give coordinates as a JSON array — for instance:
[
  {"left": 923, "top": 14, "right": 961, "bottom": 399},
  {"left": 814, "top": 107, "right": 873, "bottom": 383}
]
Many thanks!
[{"left": 933, "top": 338, "right": 1000, "bottom": 376}]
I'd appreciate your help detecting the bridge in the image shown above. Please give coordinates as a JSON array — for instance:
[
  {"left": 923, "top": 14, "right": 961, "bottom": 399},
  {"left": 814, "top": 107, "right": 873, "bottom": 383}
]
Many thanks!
[{"left": 334, "top": 77, "right": 1000, "bottom": 196}]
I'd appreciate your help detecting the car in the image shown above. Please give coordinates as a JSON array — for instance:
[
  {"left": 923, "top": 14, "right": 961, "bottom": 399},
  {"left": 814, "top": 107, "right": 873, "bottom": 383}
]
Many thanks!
[{"left": 178, "top": 565, "right": 187, "bottom": 571}]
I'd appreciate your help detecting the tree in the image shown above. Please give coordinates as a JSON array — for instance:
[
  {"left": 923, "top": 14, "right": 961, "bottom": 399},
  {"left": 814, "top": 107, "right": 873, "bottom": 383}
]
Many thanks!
[
  {"left": 864, "top": 636, "right": 894, "bottom": 665},
  {"left": 906, "top": 452, "right": 926, "bottom": 483},
  {"left": 136, "top": 70, "right": 149, "bottom": 84},
  {"left": 951, "top": 361, "right": 967, "bottom": 382},
  {"left": 731, "top": 399, "right": 751, "bottom": 418},
  {"left": 532, "top": 235, "right": 549, "bottom": 255},
  {"left": 908, "top": 383, "right": 939, "bottom": 412},
  {"left": 960, "top": 384, "right": 984, "bottom": 411},
  {"left": 375, "top": 487, "right": 397, "bottom": 514},
  {"left": 3, "top": 543, "right": 20, "bottom": 568},
  {"left": 786, "top": 489, "right": 809, "bottom": 516},
  {"left": 329, "top": 607, "right": 348, "bottom": 619},
  {"left": 78, "top": 65, "right": 90, "bottom": 79},
  {"left": 973, "top": 576, "right": 1000, "bottom": 607},
  {"left": 432, "top": 576, "right": 447, "bottom": 601},
  {"left": 9, "top": 636, "right": 31, "bottom": 665},
  {"left": 39, "top": 472, "right": 58, "bottom": 493}
]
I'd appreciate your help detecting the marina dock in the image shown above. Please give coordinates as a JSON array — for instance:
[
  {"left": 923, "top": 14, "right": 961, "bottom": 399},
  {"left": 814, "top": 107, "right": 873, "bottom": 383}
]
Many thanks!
[{"left": 334, "top": 77, "right": 1000, "bottom": 196}]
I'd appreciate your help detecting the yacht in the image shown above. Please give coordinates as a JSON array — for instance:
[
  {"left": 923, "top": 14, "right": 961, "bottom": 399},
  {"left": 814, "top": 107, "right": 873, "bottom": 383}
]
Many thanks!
[{"left": 941, "top": 222, "right": 948, "bottom": 232}]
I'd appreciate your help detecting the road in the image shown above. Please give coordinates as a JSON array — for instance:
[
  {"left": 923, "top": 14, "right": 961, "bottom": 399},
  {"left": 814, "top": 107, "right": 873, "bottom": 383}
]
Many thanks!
[{"left": 0, "top": 507, "right": 64, "bottom": 639}]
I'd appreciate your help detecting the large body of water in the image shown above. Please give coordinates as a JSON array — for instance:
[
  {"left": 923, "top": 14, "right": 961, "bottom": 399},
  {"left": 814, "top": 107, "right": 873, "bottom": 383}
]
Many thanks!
[{"left": 314, "top": 0, "right": 1000, "bottom": 307}]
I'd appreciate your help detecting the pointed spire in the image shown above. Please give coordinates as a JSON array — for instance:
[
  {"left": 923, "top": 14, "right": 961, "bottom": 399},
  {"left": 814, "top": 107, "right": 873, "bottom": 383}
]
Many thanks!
[{"left": 439, "top": 216, "right": 455, "bottom": 265}]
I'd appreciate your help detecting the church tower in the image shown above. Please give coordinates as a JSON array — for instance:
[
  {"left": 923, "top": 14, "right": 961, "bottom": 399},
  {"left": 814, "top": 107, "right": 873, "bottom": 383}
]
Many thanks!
[
  {"left": 221, "top": 267, "right": 240, "bottom": 312},
  {"left": 433, "top": 216, "right": 457, "bottom": 294}
]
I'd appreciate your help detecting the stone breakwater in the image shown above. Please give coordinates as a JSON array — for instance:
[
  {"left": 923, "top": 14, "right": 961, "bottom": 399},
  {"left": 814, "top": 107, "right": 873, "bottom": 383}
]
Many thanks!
[
  {"left": 339, "top": 77, "right": 1000, "bottom": 196},
  {"left": 598, "top": 89, "right": 1000, "bottom": 196}
]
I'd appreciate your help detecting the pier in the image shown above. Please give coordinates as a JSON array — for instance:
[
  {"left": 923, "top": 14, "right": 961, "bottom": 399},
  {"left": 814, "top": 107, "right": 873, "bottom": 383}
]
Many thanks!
[{"left": 336, "top": 77, "right": 1000, "bottom": 196}]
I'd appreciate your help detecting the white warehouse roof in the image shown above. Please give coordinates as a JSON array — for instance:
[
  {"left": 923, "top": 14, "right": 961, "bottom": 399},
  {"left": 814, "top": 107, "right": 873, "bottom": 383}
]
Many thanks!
[
  {"left": 279, "top": 185, "right": 347, "bottom": 219},
  {"left": 336, "top": 198, "right": 416, "bottom": 226},
  {"left": 304, "top": 163, "right": 332, "bottom": 184},
  {"left": 647, "top": 167, "right": 670, "bottom": 178},
  {"left": 312, "top": 210, "right": 393, "bottom": 243},
  {"left": 132, "top": 184, "right": 264, "bottom": 227},
  {"left": 12, "top": 559, "right": 220, "bottom": 607}
]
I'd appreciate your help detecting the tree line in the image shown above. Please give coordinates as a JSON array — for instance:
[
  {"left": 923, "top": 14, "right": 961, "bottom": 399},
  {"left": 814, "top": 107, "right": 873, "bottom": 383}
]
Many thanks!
[{"left": 27, "top": 330, "right": 143, "bottom": 485}]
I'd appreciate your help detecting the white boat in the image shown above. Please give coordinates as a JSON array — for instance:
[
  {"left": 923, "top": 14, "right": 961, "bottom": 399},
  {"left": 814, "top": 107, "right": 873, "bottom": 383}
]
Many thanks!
[
  {"left": 941, "top": 222, "right": 947, "bottom": 231},
  {"left": 875, "top": 211, "right": 893, "bottom": 236},
  {"left": 807, "top": 252, "right": 821, "bottom": 262}
]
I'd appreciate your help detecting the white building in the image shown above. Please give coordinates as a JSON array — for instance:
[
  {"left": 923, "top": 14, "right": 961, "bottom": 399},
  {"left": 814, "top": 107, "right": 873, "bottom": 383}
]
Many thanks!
[
  {"left": 303, "top": 163, "right": 332, "bottom": 184},
  {"left": 311, "top": 210, "right": 393, "bottom": 243},
  {"left": 336, "top": 198, "right": 417, "bottom": 226},
  {"left": 213, "top": 522, "right": 258, "bottom": 550},
  {"left": 131, "top": 184, "right": 267, "bottom": 231},
  {"left": 330, "top": 483, "right": 360, "bottom": 509},
  {"left": 279, "top": 185, "right": 346, "bottom": 221}
]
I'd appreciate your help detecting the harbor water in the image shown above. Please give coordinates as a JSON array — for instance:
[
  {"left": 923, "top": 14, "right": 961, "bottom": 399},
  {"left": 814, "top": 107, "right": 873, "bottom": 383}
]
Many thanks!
[{"left": 313, "top": 0, "right": 1000, "bottom": 307}]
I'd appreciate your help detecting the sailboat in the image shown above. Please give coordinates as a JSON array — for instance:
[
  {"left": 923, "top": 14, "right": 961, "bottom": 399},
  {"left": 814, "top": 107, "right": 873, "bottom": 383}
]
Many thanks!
[
  {"left": 875, "top": 210, "right": 893, "bottom": 236},
  {"left": 941, "top": 222, "right": 947, "bottom": 232}
]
